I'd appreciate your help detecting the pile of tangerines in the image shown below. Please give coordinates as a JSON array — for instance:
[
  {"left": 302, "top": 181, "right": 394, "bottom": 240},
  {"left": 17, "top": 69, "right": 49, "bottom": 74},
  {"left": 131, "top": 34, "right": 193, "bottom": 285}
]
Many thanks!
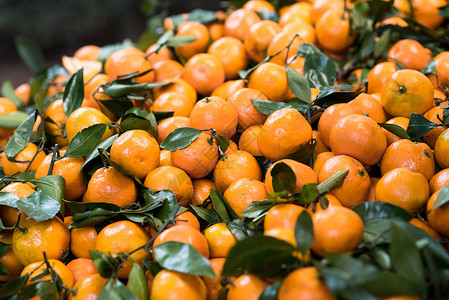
[{"left": 1, "top": 0, "right": 449, "bottom": 299}]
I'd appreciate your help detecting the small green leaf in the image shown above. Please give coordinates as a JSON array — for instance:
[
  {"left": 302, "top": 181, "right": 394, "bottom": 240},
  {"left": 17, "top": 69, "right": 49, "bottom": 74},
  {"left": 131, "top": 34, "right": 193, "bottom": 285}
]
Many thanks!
[
  {"left": 251, "top": 99, "right": 296, "bottom": 115},
  {"left": 89, "top": 249, "right": 120, "bottom": 278},
  {"left": 31, "top": 175, "right": 65, "bottom": 211},
  {"left": 0, "top": 191, "right": 21, "bottom": 209},
  {"left": 255, "top": 8, "right": 279, "bottom": 22},
  {"left": 190, "top": 205, "right": 219, "bottom": 224},
  {"left": 98, "top": 97, "right": 134, "bottom": 117},
  {"left": 316, "top": 170, "right": 349, "bottom": 195},
  {"left": 353, "top": 201, "right": 413, "bottom": 222},
  {"left": 294, "top": 210, "right": 314, "bottom": 255},
  {"left": 407, "top": 113, "right": 440, "bottom": 140},
  {"left": 1, "top": 80, "right": 24, "bottom": 109},
  {"left": 0, "top": 274, "right": 30, "bottom": 297},
  {"left": 98, "top": 278, "right": 139, "bottom": 300},
  {"left": 120, "top": 110, "right": 158, "bottom": 139},
  {"left": 378, "top": 122, "right": 411, "bottom": 140},
  {"left": 153, "top": 241, "right": 216, "bottom": 278},
  {"left": 128, "top": 263, "right": 149, "bottom": 300},
  {"left": 422, "top": 59, "right": 436, "bottom": 75},
  {"left": 0, "top": 260, "right": 8, "bottom": 276},
  {"left": 226, "top": 219, "right": 262, "bottom": 241},
  {"left": 14, "top": 37, "right": 47, "bottom": 72},
  {"left": 152, "top": 190, "right": 178, "bottom": 221},
  {"left": 241, "top": 199, "right": 276, "bottom": 220},
  {"left": 102, "top": 82, "right": 170, "bottom": 98},
  {"left": 298, "top": 183, "right": 319, "bottom": 205},
  {"left": 215, "top": 134, "right": 230, "bottom": 154},
  {"left": 16, "top": 190, "right": 60, "bottom": 222},
  {"left": 0, "top": 111, "right": 30, "bottom": 130},
  {"left": 187, "top": 9, "right": 218, "bottom": 24},
  {"left": 374, "top": 29, "right": 391, "bottom": 58},
  {"left": 80, "top": 134, "right": 118, "bottom": 171},
  {"left": 271, "top": 162, "right": 296, "bottom": 194},
  {"left": 4, "top": 110, "right": 37, "bottom": 160},
  {"left": 63, "top": 68, "right": 84, "bottom": 116},
  {"left": 160, "top": 127, "right": 202, "bottom": 151},
  {"left": 259, "top": 281, "right": 281, "bottom": 300},
  {"left": 283, "top": 142, "right": 316, "bottom": 164},
  {"left": 166, "top": 36, "right": 197, "bottom": 47},
  {"left": 97, "top": 40, "right": 135, "bottom": 63},
  {"left": 210, "top": 189, "right": 230, "bottom": 222},
  {"left": 430, "top": 186, "right": 449, "bottom": 210},
  {"left": 63, "top": 123, "right": 107, "bottom": 158},
  {"left": 286, "top": 67, "right": 311, "bottom": 104}
]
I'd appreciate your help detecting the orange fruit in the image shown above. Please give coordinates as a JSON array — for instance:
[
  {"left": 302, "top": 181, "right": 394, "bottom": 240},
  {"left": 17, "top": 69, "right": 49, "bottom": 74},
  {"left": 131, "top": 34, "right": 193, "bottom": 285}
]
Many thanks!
[
  {"left": 429, "top": 169, "right": 449, "bottom": 194},
  {"left": 310, "top": 0, "right": 344, "bottom": 24},
  {"left": 258, "top": 107, "right": 312, "bottom": 162},
  {"left": 174, "top": 21, "right": 210, "bottom": 62},
  {"left": 35, "top": 151, "right": 86, "bottom": 201},
  {"left": 278, "top": 267, "right": 336, "bottom": 300},
  {"left": 153, "top": 224, "right": 209, "bottom": 259},
  {"left": 150, "top": 269, "right": 207, "bottom": 300},
  {"left": 192, "top": 178, "right": 216, "bottom": 206},
  {"left": 330, "top": 114, "right": 387, "bottom": 166},
  {"left": 66, "top": 258, "right": 98, "bottom": 282},
  {"left": 171, "top": 132, "right": 219, "bottom": 179},
  {"left": 223, "top": 178, "right": 267, "bottom": 218},
  {"left": 282, "top": 19, "right": 316, "bottom": 44},
  {"left": 203, "top": 223, "right": 237, "bottom": 258},
  {"left": 208, "top": 37, "right": 249, "bottom": 80},
  {"left": 248, "top": 62, "right": 291, "bottom": 102},
  {"left": 317, "top": 103, "right": 359, "bottom": 148},
  {"left": 267, "top": 31, "right": 303, "bottom": 66},
  {"left": 434, "top": 128, "right": 449, "bottom": 169},
  {"left": 14, "top": 83, "right": 31, "bottom": 106},
  {"left": 174, "top": 211, "right": 200, "bottom": 231},
  {"left": 227, "top": 274, "right": 268, "bottom": 300},
  {"left": 213, "top": 150, "right": 262, "bottom": 193},
  {"left": 152, "top": 59, "right": 184, "bottom": 82},
  {"left": 238, "top": 124, "right": 264, "bottom": 157},
  {"left": 2, "top": 142, "right": 46, "bottom": 176},
  {"left": 0, "top": 97, "right": 17, "bottom": 137},
  {"left": 145, "top": 44, "right": 172, "bottom": 65},
  {"left": 159, "top": 149, "right": 172, "bottom": 167},
  {"left": 264, "top": 203, "right": 309, "bottom": 232},
  {"left": 82, "top": 166, "right": 137, "bottom": 207},
  {"left": 95, "top": 220, "right": 150, "bottom": 279},
  {"left": 104, "top": 47, "right": 154, "bottom": 83},
  {"left": 366, "top": 61, "right": 398, "bottom": 94},
  {"left": 208, "top": 20, "right": 224, "bottom": 42},
  {"left": 143, "top": 166, "right": 193, "bottom": 206},
  {"left": 21, "top": 259, "right": 75, "bottom": 288},
  {"left": 427, "top": 189, "right": 449, "bottom": 237},
  {"left": 380, "top": 139, "right": 435, "bottom": 181},
  {"left": 210, "top": 79, "right": 246, "bottom": 99},
  {"left": 73, "top": 45, "right": 100, "bottom": 61},
  {"left": 381, "top": 69, "right": 434, "bottom": 118},
  {"left": 279, "top": 2, "right": 313, "bottom": 25},
  {"left": 12, "top": 217, "right": 70, "bottom": 266},
  {"left": 204, "top": 258, "right": 226, "bottom": 300},
  {"left": 375, "top": 167, "right": 430, "bottom": 213},
  {"left": 189, "top": 96, "right": 238, "bottom": 139},
  {"left": 412, "top": 0, "right": 447, "bottom": 29},
  {"left": 387, "top": 39, "right": 432, "bottom": 71},
  {"left": 311, "top": 206, "right": 364, "bottom": 256},
  {"left": 43, "top": 99, "right": 69, "bottom": 146},
  {"left": 349, "top": 93, "right": 387, "bottom": 123},
  {"left": 244, "top": 20, "right": 282, "bottom": 63},
  {"left": 264, "top": 159, "right": 317, "bottom": 194},
  {"left": 68, "top": 273, "right": 107, "bottom": 300},
  {"left": 0, "top": 182, "right": 35, "bottom": 227},
  {"left": 318, "top": 155, "right": 371, "bottom": 208},
  {"left": 312, "top": 194, "right": 343, "bottom": 213},
  {"left": 157, "top": 116, "right": 191, "bottom": 144},
  {"left": 182, "top": 53, "right": 226, "bottom": 96},
  {"left": 152, "top": 78, "right": 197, "bottom": 104},
  {"left": 223, "top": 9, "right": 261, "bottom": 41},
  {"left": 433, "top": 51, "right": 449, "bottom": 89},
  {"left": 243, "top": 0, "right": 275, "bottom": 12},
  {"left": 0, "top": 231, "right": 23, "bottom": 281},
  {"left": 65, "top": 107, "right": 114, "bottom": 142},
  {"left": 313, "top": 130, "right": 330, "bottom": 154},
  {"left": 381, "top": 117, "right": 410, "bottom": 146},
  {"left": 313, "top": 151, "right": 335, "bottom": 174},
  {"left": 423, "top": 106, "right": 448, "bottom": 149},
  {"left": 110, "top": 129, "right": 160, "bottom": 179},
  {"left": 409, "top": 218, "right": 441, "bottom": 240},
  {"left": 70, "top": 226, "right": 97, "bottom": 259},
  {"left": 315, "top": 8, "right": 356, "bottom": 53},
  {"left": 228, "top": 88, "right": 268, "bottom": 131}
]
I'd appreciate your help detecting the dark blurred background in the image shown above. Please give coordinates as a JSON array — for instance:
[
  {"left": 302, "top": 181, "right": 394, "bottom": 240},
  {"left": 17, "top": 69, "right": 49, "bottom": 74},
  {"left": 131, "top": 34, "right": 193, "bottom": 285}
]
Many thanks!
[{"left": 0, "top": 0, "right": 224, "bottom": 87}]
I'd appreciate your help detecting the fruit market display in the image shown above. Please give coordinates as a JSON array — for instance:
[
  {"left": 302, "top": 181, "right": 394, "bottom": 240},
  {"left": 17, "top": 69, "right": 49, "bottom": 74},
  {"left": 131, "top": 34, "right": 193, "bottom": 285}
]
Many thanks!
[{"left": 1, "top": 0, "right": 449, "bottom": 298}]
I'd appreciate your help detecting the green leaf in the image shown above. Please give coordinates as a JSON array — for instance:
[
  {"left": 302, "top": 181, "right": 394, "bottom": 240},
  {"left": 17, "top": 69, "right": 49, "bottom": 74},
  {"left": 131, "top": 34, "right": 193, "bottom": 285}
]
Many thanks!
[
  {"left": 128, "top": 263, "right": 149, "bottom": 300},
  {"left": 97, "top": 39, "right": 135, "bottom": 63},
  {"left": 422, "top": 59, "right": 436, "bottom": 75},
  {"left": 226, "top": 219, "right": 262, "bottom": 241},
  {"left": 286, "top": 67, "right": 311, "bottom": 104},
  {"left": 31, "top": 175, "right": 65, "bottom": 207},
  {"left": 160, "top": 127, "right": 202, "bottom": 151},
  {"left": 353, "top": 201, "right": 413, "bottom": 222},
  {"left": 187, "top": 9, "right": 218, "bottom": 24},
  {"left": 238, "top": 56, "right": 271, "bottom": 80},
  {"left": 314, "top": 84, "right": 354, "bottom": 101},
  {"left": 316, "top": 170, "right": 349, "bottom": 195},
  {"left": 16, "top": 190, "right": 60, "bottom": 222},
  {"left": 63, "top": 68, "right": 84, "bottom": 116},
  {"left": 70, "top": 207, "right": 118, "bottom": 228},
  {"left": 283, "top": 142, "right": 316, "bottom": 164},
  {"left": 297, "top": 43, "right": 337, "bottom": 90},
  {"left": 0, "top": 261, "right": 8, "bottom": 276},
  {"left": 210, "top": 189, "right": 230, "bottom": 222},
  {"left": 294, "top": 210, "right": 314, "bottom": 255},
  {"left": 374, "top": 29, "right": 391, "bottom": 58},
  {"left": 0, "top": 191, "right": 21, "bottom": 209},
  {"left": 0, "top": 111, "right": 30, "bottom": 130},
  {"left": 255, "top": 9, "right": 279, "bottom": 22},
  {"left": 4, "top": 110, "right": 37, "bottom": 160},
  {"left": 89, "top": 250, "right": 120, "bottom": 278},
  {"left": 298, "top": 183, "right": 319, "bottom": 205},
  {"left": 98, "top": 97, "right": 134, "bottom": 117},
  {"left": 152, "top": 190, "right": 178, "bottom": 221},
  {"left": 166, "top": 36, "right": 197, "bottom": 47},
  {"left": 407, "top": 113, "right": 440, "bottom": 140},
  {"left": 250, "top": 99, "right": 307, "bottom": 115},
  {"left": 14, "top": 36, "right": 47, "bottom": 72},
  {"left": 190, "top": 205, "right": 219, "bottom": 224},
  {"left": 98, "top": 278, "right": 139, "bottom": 300},
  {"left": 390, "top": 224, "right": 426, "bottom": 287},
  {"left": 79, "top": 134, "right": 118, "bottom": 171},
  {"left": 259, "top": 281, "right": 281, "bottom": 300},
  {"left": 102, "top": 82, "right": 170, "bottom": 98},
  {"left": 440, "top": 5, "right": 449, "bottom": 18},
  {"left": 222, "top": 235, "right": 298, "bottom": 278},
  {"left": 0, "top": 274, "right": 30, "bottom": 297},
  {"left": 1, "top": 80, "right": 24, "bottom": 109},
  {"left": 378, "top": 122, "right": 411, "bottom": 140},
  {"left": 271, "top": 162, "right": 296, "bottom": 194},
  {"left": 120, "top": 109, "right": 158, "bottom": 139},
  {"left": 215, "top": 134, "right": 230, "bottom": 154},
  {"left": 63, "top": 123, "right": 107, "bottom": 158},
  {"left": 430, "top": 186, "right": 449, "bottom": 210},
  {"left": 34, "top": 281, "right": 58, "bottom": 300},
  {"left": 153, "top": 241, "right": 216, "bottom": 278}
]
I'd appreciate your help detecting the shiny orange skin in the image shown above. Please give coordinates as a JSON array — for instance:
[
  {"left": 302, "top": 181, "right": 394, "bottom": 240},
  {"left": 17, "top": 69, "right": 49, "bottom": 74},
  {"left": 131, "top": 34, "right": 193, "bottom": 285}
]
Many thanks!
[
  {"left": 311, "top": 206, "right": 364, "bottom": 256},
  {"left": 227, "top": 274, "right": 269, "bottom": 300},
  {"left": 82, "top": 166, "right": 137, "bottom": 207},
  {"left": 387, "top": 39, "right": 432, "bottom": 71},
  {"left": 203, "top": 223, "right": 237, "bottom": 258},
  {"left": 380, "top": 139, "right": 435, "bottom": 181},
  {"left": 435, "top": 128, "right": 449, "bottom": 169},
  {"left": 171, "top": 132, "right": 219, "bottom": 179},
  {"left": 264, "top": 159, "right": 317, "bottom": 194},
  {"left": 0, "top": 97, "right": 17, "bottom": 137},
  {"left": 423, "top": 106, "right": 447, "bottom": 149},
  {"left": 66, "top": 258, "right": 98, "bottom": 282},
  {"left": 330, "top": 114, "right": 387, "bottom": 166},
  {"left": 150, "top": 269, "right": 207, "bottom": 300},
  {"left": 143, "top": 166, "right": 193, "bottom": 206},
  {"left": 313, "top": 130, "right": 330, "bottom": 154},
  {"left": 223, "top": 9, "right": 261, "bottom": 41},
  {"left": 182, "top": 53, "right": 226, "bottom": 96},
  {"left": 0, "top": 231, "right": 23, "bottom": 282},
  {"left": 174, "top": 211, "right": 200, "bottom": 231},
  {"left": 279, "top": 2, "right": 313, "bottom": 26},
  {"left": 248, "top": 62, "right": 291, "bottom": 102},
  {"left": 157, "top": 116, "right": 191, "bottom": 144},
  {"left": 12, "top": 217, "right": 70, "bottom": 266},
  {"left": 318, "top": 155, "right": 371, "bottom": 208},
  {"left": 159, "top": 149, "right": 172, "bottom": 167},
  {"left": 21, "top": 259, "right": 75, "bottom": 289},
  {"left": 145, "top": 44, "right": 172, "bottom": 65},
  {"left": 267, "top": 31, "right": 303, "bottom": 66},
  {"left": 151, "top": 91, "right": 195, "bottom": 117},
  {"left": 204, "top": 258, "right": 226, "bottom": 300},
  {"left": 70, "top": 227, "right": 97, "bottom": 259},
  {"left": 381, "top": 117, "right": 410, "bottom": 146},
  {"left": 152, "top": 78, "right": 197, "bottom": 104},
  {"left": 43, "top": 99, "right": 68, "bottom": 146},
  {"left": 349, "top": 93, "right": 387, "bottom": 123},
  {"left": 315, "top": 9, "right": 356, "bottom": 53},
  {"left": 243, "top": 0, "right": 275, "bottom": 12},
  {"left": 313, "top": 151, "right": 335, "bottom": 174},
  {"left": 0, "top": 182, "right": 35, "bottom": 227},
  {"left": 14, "top": 83, "right": 31, "bottom": 106},
  {"left": 366, "top": 62, "right": 398, "bottom": 94},
  {"left": 244, "top": 20, "right": 282, "bottom": 63},
  {"left": 412, "top": 0, "right": 447, "bottom": 29},
  {"left": 282, "top": 19, "right": 316, "bottom": 45},
  {"left": 153, "top": 225, "right": 209, "bottom": 259},
  {"left": 65, "top": 107, "right": 114, "bottom": 142},
  {"left": 69, "top": 273, "right": 107, "bottom": 300},
  {"left": 192, "top": 178, "right": 216, "bottom": 206},
  {"left": 104, "top": 47, "right": 154, "bottom": 83},
  {"left": 434, "top": 52, "right": 449, "bottom": 89},
  {"left": 224, "top": 178, "right": 267, "bottom": 219},
  {"left": 174, "top": 21, "right": 210, "bottom": 62},
  {"left": 310, "top": 0, "right": 345, "bottom": 25},
  {"left": 208, "top": 37, "right": 249, "bottom": 80},
  {"left": 429, "top": 169, "right": 449, "bottom": 194},
  {"left": 213, "top": 150, "right": 262, "bottom": 193},
  {"left": 278, "top": 267, "right": 336, "bottom": 300},
  {"left": 264, "top": 204, "right": 309, "bottom": 232},
  {"left": 210, "top": 79, "right": 246, "bottom": 100},
  {"left": 2, "top": 143, "right": 46, "bottom": 176},
  {"left": 95, "top": 220, "right": 150, "bottom": 279},
  {"left": 427, "top": 189, "right": 449, "bottom": 237},
  {"left": 258, "top": 108, "right": 312, "bottom": 162},
  {"left": 238, "top": 125, "right": 264, "bottom": 157},
  {"left": 375, "top": 167, "right": 430, "bottom": 213},
  {"left": 189, "top": 96, "right": 238, "bottom": 139},
  {"left": 73, "top": 45, "right": 100, "bottom": 61},
  {"left": 409, "top": 218, "right": 441, "bottom": 240},
  {"left": 227, "top": 88, "right": 268, "bottom": 131},
  {"left": 153, "top": 59, "right": 184, "bottom": 82}
]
